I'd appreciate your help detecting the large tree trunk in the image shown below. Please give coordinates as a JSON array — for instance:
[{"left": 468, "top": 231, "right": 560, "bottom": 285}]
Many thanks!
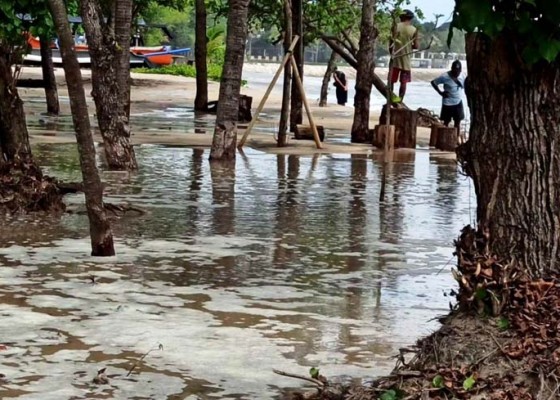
[
  {"left": 80, "top": 0, "right": 137, "bottom": 171},
  {"left": 289, "top": 0, "right": 303, "bottom": 131},
  {"left": 459, "top": 33, "right": 560, "bottom": 275},
  {"left": 350, "top": 0, "right": 377, "bottom": 143},
  {"left": 319, "top": 50, "right": 338, "bottom": 107},
  {"left": 194, "top": 0, "right": 209, "bottom": 111},
  {"left": 277, "top": 0, "right": 292, "bottom": 147},
  {"left": 209, "top": 0, "right": 250, "bottom": 162},
  {"left": 0, "top": 46, "right": 32, "bottom": 162},
  {"left": 48, "top": 0, "right": 115, "bottom": 256},
  {"left": 39, "top": 37, "right": 60, "bottom": 116}
]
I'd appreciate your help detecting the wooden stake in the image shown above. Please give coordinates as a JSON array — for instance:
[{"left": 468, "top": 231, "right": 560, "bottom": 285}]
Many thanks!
[
  {"left": 238, "top": 36, "right": 300, "bottom": 148},
  {"left": 289, "top": 56, "right": 322, "bottom": 149}
]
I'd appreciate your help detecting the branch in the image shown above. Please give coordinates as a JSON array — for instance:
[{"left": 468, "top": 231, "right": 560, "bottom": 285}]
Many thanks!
[{"left": 272, "top": 369, "right": 326, "bottom": 388}]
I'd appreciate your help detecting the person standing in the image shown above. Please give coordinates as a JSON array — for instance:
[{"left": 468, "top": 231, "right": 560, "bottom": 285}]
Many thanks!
[
  {"left": 431, "top": 60, "right": 466, "bottom": 128},
  {"left": 332, "top": 67, "right": 348, "bottom": 106},
  {"left": 391, "top": 9, "right": 418, "bottom": 102}
]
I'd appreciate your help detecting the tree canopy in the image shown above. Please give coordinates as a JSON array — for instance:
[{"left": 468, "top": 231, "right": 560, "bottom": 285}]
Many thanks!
[{"left": 451, "top": 0, "right": 560, "bottom": 63}]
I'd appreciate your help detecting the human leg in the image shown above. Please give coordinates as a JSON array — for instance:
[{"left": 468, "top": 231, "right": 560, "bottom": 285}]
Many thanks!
[{"left": 398, "top": 70, "right": 412, "bottom": 99}]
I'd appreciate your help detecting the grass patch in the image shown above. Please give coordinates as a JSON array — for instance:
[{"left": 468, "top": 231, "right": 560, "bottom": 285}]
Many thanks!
[{"left": 135, "top": 63, "right": 223, "bottom": 82}]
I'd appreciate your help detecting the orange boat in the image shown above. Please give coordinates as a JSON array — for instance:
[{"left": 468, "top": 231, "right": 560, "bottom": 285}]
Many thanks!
[{"left": 26, "top": 35, "right": 178, "bottom": 67}]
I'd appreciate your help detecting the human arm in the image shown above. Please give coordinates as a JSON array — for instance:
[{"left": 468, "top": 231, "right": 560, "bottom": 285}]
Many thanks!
[
  {"left": 431, "top": 77, "right": 448, "bottom": 98},
  {"left": 412, "top": 29, "right": 419, "bottom": 50}
]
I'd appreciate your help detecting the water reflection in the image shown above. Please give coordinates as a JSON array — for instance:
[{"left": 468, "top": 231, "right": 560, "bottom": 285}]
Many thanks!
[{"left": 0, "top": 145, "right": 472, "bottom": 399}]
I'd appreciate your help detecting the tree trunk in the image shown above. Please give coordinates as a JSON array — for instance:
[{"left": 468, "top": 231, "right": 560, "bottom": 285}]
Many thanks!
[
  {"left": 80, "top": 0, "right": 137, "bottom": 171},
  {"left": 277, "top": 0, "right": 292, "bottom": 147},
  {"left": 115, "top": 0, "right": 133, "bottom": 118},
  {"left": 48, "top": 0, "right": 115, "bottom": 256},
  {"left": 194, "top": 0, "right": 209, "bottom": 111},
  {"left": 209, "top": 0, "right": 250, "bottom": 162},
  {"left": 319, "top": 50, "right": 338, "bottom": 107},
  {"left": 350, "top": 0, "right": 377, "bottom": 143},
  {"left": 0, "top": 46, "right": 32, "bottom": 162},
  {"left": 289, "top": 0, "right": 303, "bottom": 131},
  {"left": 39, "top": 37, "right": 59, "bottom": 116},
  {"left": 459, "top": 33, "right": 560, "bottom": 275}
]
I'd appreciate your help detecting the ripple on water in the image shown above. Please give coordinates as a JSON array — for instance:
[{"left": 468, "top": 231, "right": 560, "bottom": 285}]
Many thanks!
[{"left": 0, "top": 144, "right": 473, "bottom": 399}]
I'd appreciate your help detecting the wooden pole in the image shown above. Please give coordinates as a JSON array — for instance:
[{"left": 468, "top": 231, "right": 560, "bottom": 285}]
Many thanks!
[
  {"left": 238, "top": 35, "right": 300, "bottom": 148},
  {"left": 289, "top": 56, "right": 322, "bottom": 149}
]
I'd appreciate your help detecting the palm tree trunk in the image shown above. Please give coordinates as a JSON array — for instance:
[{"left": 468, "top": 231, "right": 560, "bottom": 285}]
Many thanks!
[
  {"left": 350, "top": 0, "right": 377, "bottom": 143},
  {"left": 209, "top": 0, "right": 250, "bottom": 162},
  {"left": 48, "top": 0, "right": 115, "bottom": 256},
  {"left": 194, "top": 0, "right": 209, "bottom": 111},
  {"left": 80, "top": 0, "right": 137, "bottom": 171},
  {"left": 39, "top": 37, "right": 59, "bottom": 115},
  {"left": 319, "top": 50, "right": 338, "bottom": 107}
]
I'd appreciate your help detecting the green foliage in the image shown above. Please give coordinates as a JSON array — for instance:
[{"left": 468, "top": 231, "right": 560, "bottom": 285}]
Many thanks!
[
  {"left": 140, "top": 3, "right": 195, "bottom": 48},
  {"left": 497, "top": 316, "right": 510, "bottom": 331},
  {"left": 0, "top": 0, "right": 54, "bottom": 46},
  {"left": 451, "top": 0, "right": 560, "bottom": 63},
  {"left": 135, "top": 63, "right": 224, "bottom": 82},
  {"left": 462, "top": 375, "right": 476, "bottom": 391},
  {"left": 380, "top": 389, "right": 399, "bottom": 400},
  {"left": 309, "top": 367, "right": 320, "bottom": 379},
  {"left": 432, "top": 374, "right": 444, "bottom": 388}
]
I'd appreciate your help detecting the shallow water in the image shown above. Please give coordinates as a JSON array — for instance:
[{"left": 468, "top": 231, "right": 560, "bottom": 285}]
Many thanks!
[{"left": 0, "top": 142, "right": 474, "bottom": 399}]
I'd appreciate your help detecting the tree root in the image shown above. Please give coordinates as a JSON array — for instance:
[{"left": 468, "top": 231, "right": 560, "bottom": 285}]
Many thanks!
[{"left": 0, "top": 160, "right": 65, "bottom": 214}]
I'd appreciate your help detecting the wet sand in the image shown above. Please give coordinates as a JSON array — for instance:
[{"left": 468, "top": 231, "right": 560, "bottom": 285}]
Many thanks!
[{"left": 18, "top": 65, "right": 440, "bottom": 154}]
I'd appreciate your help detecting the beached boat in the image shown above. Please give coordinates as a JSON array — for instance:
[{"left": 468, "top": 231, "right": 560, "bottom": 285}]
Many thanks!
[{"left": 23, "top": 36, "right": 189, "bottom": 69}]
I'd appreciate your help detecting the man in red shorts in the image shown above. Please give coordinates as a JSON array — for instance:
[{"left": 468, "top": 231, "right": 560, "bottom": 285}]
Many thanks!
[{"left": 391, "top": 9, "right": 418, "bottom": 102}]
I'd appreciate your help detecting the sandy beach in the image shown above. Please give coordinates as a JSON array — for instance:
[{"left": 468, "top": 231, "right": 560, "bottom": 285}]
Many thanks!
[{"left": 18, "top": 63, "right": 443, "bottom": 154}]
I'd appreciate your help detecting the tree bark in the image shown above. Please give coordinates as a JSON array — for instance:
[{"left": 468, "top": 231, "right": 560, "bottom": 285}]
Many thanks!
[
  {"left": 289, "top": 0, "right": 303, "bottom": 131},
  {"left": 194, "top": 0, "right": 209, "bottom": 111},
  {"left": 350, "top": 0, "right": 377, "bottom": 143},
  {"left": 319, "top": 50, "right": 338, "bottom": 107},
  {"left": 209, "top": 0, "right": 250, "bottom": 162},
  {"left": 0, "top": 46, "right": 32, "bottom": 162},
  {"left": 277, "top": 0, "right": 292, "bottom": 147},
  {"left": 39, "top": 37, "right": 59, "bottom": 116},
  {"left": 80, "top": 0, "right": 137, "bottom": 171},
  {"left": 48, "top": 0, "right": 115, "bottom": 256},
  {"left": 459, "top": 32, "right": 560, "bottom": 276}
]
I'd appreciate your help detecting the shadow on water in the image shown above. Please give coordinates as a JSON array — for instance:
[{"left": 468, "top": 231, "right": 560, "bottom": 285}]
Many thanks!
[{"left": 0, "top": 144, "right": 473, "bottom": 399}]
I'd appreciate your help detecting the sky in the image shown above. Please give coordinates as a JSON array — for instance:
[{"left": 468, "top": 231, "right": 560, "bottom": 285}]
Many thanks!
[{"left": 407, "top": 0, "right": 455, "bottom": 23}]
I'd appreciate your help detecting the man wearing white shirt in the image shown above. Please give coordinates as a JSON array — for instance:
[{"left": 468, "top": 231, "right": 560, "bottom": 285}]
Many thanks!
[{"left": 431, "top": 60, "right": 466, "bottom": 128}]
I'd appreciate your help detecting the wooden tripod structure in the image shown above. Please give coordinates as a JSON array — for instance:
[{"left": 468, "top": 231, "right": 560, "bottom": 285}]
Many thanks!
[{"left": 238, "top": 35, "right": 323, "bottom": 149}]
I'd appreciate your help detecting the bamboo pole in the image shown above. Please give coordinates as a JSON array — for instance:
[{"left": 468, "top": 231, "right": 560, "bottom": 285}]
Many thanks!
[
  {"left": 289, "top": 56, "right": 322, "bottom": 149},
  {"left": 238, "top": 35, "right": 300, "bottom": 148}
]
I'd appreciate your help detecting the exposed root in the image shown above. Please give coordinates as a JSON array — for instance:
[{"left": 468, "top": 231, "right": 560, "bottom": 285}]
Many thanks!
[{"left": 0, "top": 160, "right": 65, "bottom": 214}]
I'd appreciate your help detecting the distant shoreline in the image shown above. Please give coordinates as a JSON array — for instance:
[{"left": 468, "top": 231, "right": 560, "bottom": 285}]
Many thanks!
[{"left": 243, "top": 62, "right": 448, "bottom": 82}]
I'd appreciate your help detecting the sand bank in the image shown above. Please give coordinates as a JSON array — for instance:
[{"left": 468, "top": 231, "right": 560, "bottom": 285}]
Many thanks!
[{"left": 18, "top": 65, "right": 444, "bottom": 155}]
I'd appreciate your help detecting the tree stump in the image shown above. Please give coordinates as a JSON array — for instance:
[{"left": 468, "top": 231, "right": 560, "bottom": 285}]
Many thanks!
[
  {"left": 374, "top": 125, "right": 395, "bottom": 161},
  {"left": 205, "top": 95, "right": 253, "bottom": 123},
  {"left": 238, "top": 95, "right": 253, "bottom": 122},
  {"left": 430, "top": 123, "right": 444, "bottom": 147},
  {"left": 294, "top": 125, "right": 325, "bottom": 142},
  {"left": 379, "top": 106, "right": 418, "bottom": 148},
  {"left": 435, "top": 126, "right": 459, "bottom": 151}
]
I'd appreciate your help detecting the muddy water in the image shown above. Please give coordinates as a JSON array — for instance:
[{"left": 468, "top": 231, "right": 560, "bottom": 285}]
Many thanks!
[{"left": 0, "top": 144, "right": 473, "bottom": 399}]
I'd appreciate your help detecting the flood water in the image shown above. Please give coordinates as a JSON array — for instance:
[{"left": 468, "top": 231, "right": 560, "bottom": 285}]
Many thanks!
[{"left": 0, "top": 136, "right": 474, "bottom": 399}]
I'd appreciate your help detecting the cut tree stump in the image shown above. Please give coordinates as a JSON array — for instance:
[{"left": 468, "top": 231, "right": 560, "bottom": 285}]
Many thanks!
[
  {"left": 435, "top": 126, "right": 459, "bottom": 151},
  {"left": 206, "top": 94, "right": 253, "bottom": 122},
  {"left": 379, "top": 106, "right": 418, "bottom": 148},
  {"left": 373, "top": 125, "right": 395, "bottom": 159},
  {"left": 430, "top": 123, "right": 444, "bottom": 147},
  {"left": 294, "top": 125, "right": 325, "bottom": 142}
]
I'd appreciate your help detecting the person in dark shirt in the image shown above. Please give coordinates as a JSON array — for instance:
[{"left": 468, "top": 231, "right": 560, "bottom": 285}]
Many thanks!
[{"left": 332, "top": 67, "right": 348, "bottom": 106}]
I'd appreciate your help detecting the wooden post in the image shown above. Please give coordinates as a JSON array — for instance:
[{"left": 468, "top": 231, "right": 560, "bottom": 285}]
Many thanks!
[
  {"left": 238, "top": 36, "right": 300, "bottom": 148},
  {"left": 289, "top": 56, "right": 322, "bottom": 149},
  {"left": 435, "top": 126, "right": 459, "bottom": 151},
  {"left": 430, "top": 123, "right": 443, "bottom": 147},
  {"left": 380, "top": 106, "right": 418, "bottom": 148}
]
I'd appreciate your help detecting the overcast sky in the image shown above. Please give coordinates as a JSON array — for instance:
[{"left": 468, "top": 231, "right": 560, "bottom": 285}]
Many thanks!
[{"left": 407, "top": 0, "right": 455, "bottom": 23}]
